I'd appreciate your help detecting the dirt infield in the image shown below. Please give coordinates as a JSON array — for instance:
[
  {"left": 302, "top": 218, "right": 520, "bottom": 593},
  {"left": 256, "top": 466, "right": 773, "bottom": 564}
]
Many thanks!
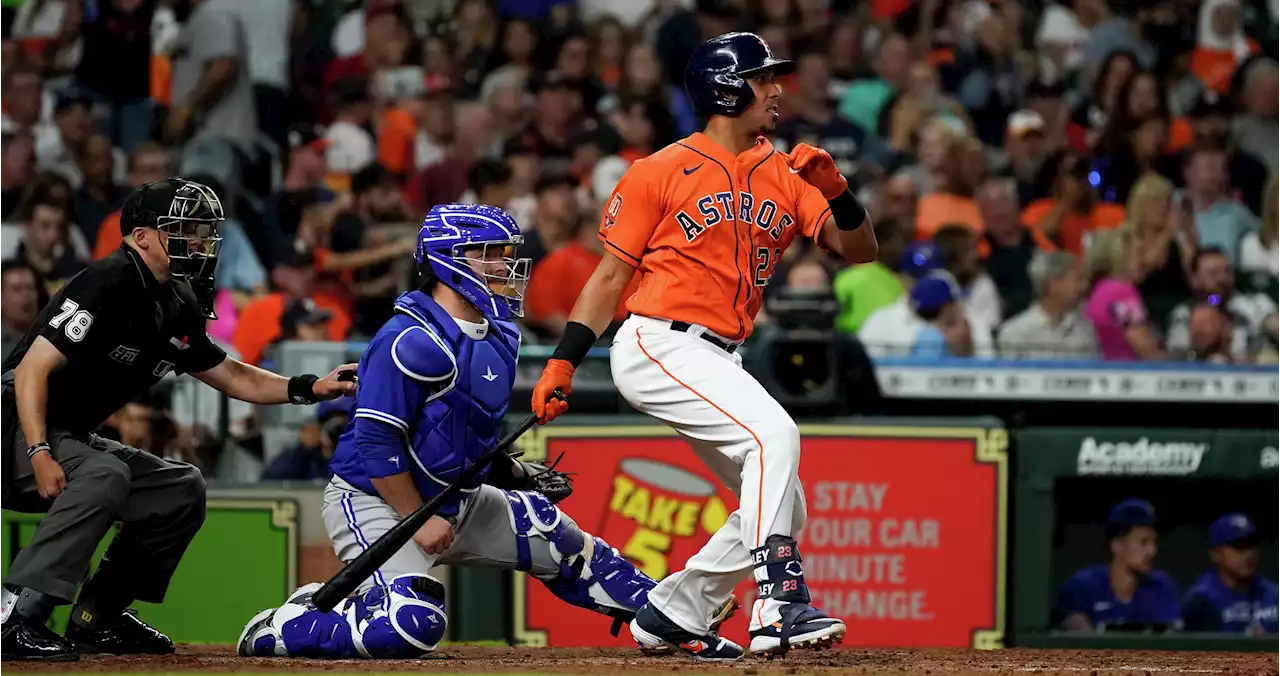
[{"left": 3, "top": 645, "right": 1276, "bottom": 675}]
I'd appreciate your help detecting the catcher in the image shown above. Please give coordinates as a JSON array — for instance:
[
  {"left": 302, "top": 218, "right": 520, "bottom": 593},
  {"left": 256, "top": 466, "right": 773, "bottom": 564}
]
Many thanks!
[{"left": 238, "top": 204, "right": 734, "bottom": 658}]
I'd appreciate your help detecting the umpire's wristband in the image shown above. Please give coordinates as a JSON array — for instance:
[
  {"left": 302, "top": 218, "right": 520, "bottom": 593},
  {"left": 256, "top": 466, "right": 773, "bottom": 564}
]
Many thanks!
[
  {"left": 26, "top": 442, "right": 50, "bottom": 459},
  {"left": 551, "top": 321, "right": 598, "bottom": 368},
  {"left": 288, "top": 374, "right": 321, "bottom": 405},
  {"left": 827, "top": 188, "right": 868, "bottom": 232}
]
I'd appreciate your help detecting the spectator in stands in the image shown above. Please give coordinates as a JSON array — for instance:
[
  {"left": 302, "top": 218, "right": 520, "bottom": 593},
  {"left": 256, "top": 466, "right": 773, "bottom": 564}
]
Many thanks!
[
  {"left": 464, "top": 159, "right": 517, "bottom": 213},
  {"left": 1238, "top": 177, "right": 1278, "bottom": 283},
  {"left": 1232, "top": 58, "right": 1278, "bottom": 174},
  {"left": 998, "top": 251, "right": 1099, "bottom": 359},
  {"left": 914, "top": 122, "right": 984, "bottom": 240},
  {"left": 331, "top": 163, "right": 414, "bottom": 334},
  {"left": 1084, "top": 224, "right": 1167, "bottom": 361},
  {"left": 73, "top": 0, "right": 156, "bottom": 152},
  {"left": 1023, "top": 153, "right": 1127, "bottom": 255},
  {"left": 1094, "top": 109, "right": 1174, "bottom": 205},
  {"left": 521, "top": 173, "right": 580, "bottom": 270},
  {"left": 1165, "top": 248, "right": 1278, "bottom": 361},
  {"left": 904, "top": 272, "right": 974, "bottom": 358},
  {"left": 72, "top": 135, "right": 124, "bottom": 245},
  {"left": 833, "top": 218, "right": 911, "bottom": 336},
  {"left": 1002, "top": 110, "right": 1055, "bottom": 205},
  {"left": 0, "top": 259, "right": 42, "bottom": 361},
  {"left": 324, "top": 77, "right": 377, "bottom": 181},
  {"left": 1, "top": 129, "right": 36, "bottom": 222},
  {"left": 92, "top": 141, "right": 172, "bottom": 259},
  {"left": 277, "top": 298, "right": 336, "bottom": 344},
  {"left": 978, "top": 178, "right": 1053, "bottom": 320},
  {"left": 513, "top": 70, "right": 579, "bottom": 176},
  {"left": 480, "top": 66, "right": 529, "bottom": 155},
  {"left": 37, "top": 88, "right": 94, "bottom": 187},
  {"left": 875, "top": 172, "right": 919, "bottom": 226},
  {"left": 588, "top": 16, "right": 627, "bottom": 90},
  {"left": 0, "top": 66, "right": 46, "bottom": 138},
  {"left": 167, "top": 0, "right": 257, "bottom": 194},
  {"left": 1067, "top": 50, "right": 1138, "bottom": 153},
  {"left": 957, "top": 12, "right": 1026, "bottom": 146},
  {"left": 232, "top": 241, "right": 353, "bottom": 365},
  {"left": 1182, "top": 513, "right": 1279, "bottom": 634},
  {"left": 1181, "top": 302, "right": 1237, "bottom": 362},
  {"left": 16, "top": 196, "right": 85, "bottom": 294},
  {"left": 1034, "top": 0, "right": 1108, "bottom": 81},
  {"left": 774, "top": 51, "right": 888, "bottom": 186},
  {"left": 1190, "top": 0, "right": 1260, "bottom": 94},
  {"left": 935, "top": 225, "right": 1003, "bottom": 329},
  {"left": 1183, "top": 145, "right": 1260, "bottom": 264},
  {"left": 555, "top": 31, "right": 603, "bottom": 114},
  {"left": 524, "top": 213, "right": 638, "bottom": 341},
  {"left": 839, "top": 32, "right": 910, "bottom": 135},
  {"left": 1055, "top": 499, "right": 1182, "bottom": 633},
  {"left": 652, "top": 0, "right": 741, "bottom": 90},
  {"left": 1178, "top": 94, "right": 1269, "bottom": 215},
  {"left": 262, "top": 398, "right": 350, "bottom": 482},
  {"left": 860, "top": 263, "right": 997, "bottom": 359},
  {"left": 1083, "top": 4, "right": 1167, "bottom": 72}
]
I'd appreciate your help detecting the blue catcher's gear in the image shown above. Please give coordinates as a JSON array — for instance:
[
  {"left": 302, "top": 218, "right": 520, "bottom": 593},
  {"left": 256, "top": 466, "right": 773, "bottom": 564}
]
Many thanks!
[
  {"left": 684, "top": 32, "right": 795, "bottom": 118},
  {"left": 416, "top": 203, "right": 530, "bottom": 321},
  {"left": 237, "top": 575, "right": 448, "bottom": 659}
]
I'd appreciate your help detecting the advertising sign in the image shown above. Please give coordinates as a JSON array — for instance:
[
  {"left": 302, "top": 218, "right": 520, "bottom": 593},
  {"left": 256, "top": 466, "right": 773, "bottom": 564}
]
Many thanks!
[{"left": 512, "top": 424, "right": 1007, "bottom": 649}]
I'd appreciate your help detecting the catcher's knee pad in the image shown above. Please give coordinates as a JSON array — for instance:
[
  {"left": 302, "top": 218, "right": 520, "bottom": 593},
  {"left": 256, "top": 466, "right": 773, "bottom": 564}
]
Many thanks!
[
  {"left": 352, "top": 575, "right": 448, "bottom": 658},
  {"left": 751, "top": 534, "right": 812, "bottom": 604},
  {"left": 505, "top": 490, "right": 656, "bottom": 632}
]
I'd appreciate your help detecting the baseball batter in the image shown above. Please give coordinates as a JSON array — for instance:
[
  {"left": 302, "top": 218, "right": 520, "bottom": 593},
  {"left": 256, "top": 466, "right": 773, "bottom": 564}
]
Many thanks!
[
  {"left": 237, "top": 204, "right": 685, "bottom": 659},
  {"left": 532, "top": 33, "right": 878, "bottom": 660}
]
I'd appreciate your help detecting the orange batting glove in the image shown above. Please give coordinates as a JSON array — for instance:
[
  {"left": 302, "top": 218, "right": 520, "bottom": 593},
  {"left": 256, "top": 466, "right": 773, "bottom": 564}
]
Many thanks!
[
  {"left": 531, "top": 359, "right": 574, "bottom": 424},
  {"left": 787, "top": 143, "right": 848, "bottom": 200}
]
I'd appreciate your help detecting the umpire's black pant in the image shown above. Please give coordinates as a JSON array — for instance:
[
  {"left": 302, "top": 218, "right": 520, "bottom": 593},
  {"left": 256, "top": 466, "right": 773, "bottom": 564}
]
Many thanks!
[{"left": 2, "top": 375, "right": 206, "bottom": 605}]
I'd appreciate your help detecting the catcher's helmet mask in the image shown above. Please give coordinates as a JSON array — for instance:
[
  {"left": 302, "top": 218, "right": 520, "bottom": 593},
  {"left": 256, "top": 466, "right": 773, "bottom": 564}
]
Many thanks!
[
  {"left": 416, "top": 204, "right": 531, "bottom": 320},
  {"left": 685, "top": 32, "right": 796, "bottom": 119},
  {"left": 121, "top": 178, "right": 225, "bottom": 319}
]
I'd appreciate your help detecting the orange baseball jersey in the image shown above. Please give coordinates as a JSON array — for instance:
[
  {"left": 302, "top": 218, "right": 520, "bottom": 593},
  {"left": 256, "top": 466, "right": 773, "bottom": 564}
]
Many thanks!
[{"left": 598, "top": 132, "right": 831, "bottom": 342}]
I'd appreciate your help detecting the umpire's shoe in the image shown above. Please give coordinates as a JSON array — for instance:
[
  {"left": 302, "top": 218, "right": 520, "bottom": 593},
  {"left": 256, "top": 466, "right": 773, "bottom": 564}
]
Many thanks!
[
  {"left": 2, "top": 616, "right": 79, "bottom": 661},
  {"left": 630, "top": 603, "right": 744, "bottom": 662},
  {"left": 66, "top": 610, "right": 175, "bottom": 655}
]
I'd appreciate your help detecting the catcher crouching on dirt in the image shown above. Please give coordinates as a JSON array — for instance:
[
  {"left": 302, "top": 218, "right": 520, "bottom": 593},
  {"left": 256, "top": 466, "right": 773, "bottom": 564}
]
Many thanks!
[{"left": 237, "top": 204, "right": 736, "bottom": 659}]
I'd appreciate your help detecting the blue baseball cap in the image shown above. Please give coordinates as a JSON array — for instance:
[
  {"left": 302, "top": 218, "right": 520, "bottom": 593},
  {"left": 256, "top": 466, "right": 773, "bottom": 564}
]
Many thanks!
[
  {"left": 899, "top": 243, "right": 944, "bottom": 279},
  {"left": 1106, "top": 498, "right": 1157, "bottom": 537},
  {"left": 1209, "top": 513, "right": 1258, "bottom": 548},
  {"left": 316, "top": 396, "right": 354, "bottom": 421},
  {"left": 909, "top": 272, "right": 961, "bottom": 314}
]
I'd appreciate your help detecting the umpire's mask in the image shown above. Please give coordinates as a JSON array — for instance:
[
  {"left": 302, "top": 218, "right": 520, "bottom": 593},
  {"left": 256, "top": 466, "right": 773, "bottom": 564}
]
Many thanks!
[{"left": 121, "top": 178, "right": 225, "bottom": 319}]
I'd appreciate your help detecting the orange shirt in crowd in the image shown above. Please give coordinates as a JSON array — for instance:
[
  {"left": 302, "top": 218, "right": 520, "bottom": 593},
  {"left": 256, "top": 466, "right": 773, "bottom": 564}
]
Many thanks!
[
  {"left": 1022, "top": 199, "right": 1127, "bottom": 255},
  {"left": 233, "top": 292, "right": 352, "bottom": 365},
  {"left": 95, "top": 211, "right": 123, "bottom": 259},
  {"left": 915, "top": 193, "right": 984, "bottom": 241},
  {"left": 524, "top": 241, "right": 639, "bottom": 327},
  {"left": 1191, "top": 40, "right": 1260, "bottom": 94},
  {"left": 1166, "top": 117, "right": 1195, "bottom": 153},
  {"left": 377, "top": 107, "right": 417, "bottom": 176}
]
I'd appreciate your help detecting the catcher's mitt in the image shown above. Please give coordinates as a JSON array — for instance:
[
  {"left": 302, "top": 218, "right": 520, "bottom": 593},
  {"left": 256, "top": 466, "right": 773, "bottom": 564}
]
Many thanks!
[{"left": 486, "top": 451, "right": 574, "bottom": 503}]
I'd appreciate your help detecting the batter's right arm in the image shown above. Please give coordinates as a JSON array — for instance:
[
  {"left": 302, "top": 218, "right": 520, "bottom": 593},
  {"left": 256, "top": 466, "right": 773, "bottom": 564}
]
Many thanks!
[{"left": 531, "top": 252, "right": 637, "bottom": 423}]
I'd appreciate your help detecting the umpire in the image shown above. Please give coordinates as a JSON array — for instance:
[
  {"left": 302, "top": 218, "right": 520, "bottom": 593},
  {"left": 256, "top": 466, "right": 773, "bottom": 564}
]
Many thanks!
[{"left": 0, "top": 178, "right": 356, "bottom": 661}]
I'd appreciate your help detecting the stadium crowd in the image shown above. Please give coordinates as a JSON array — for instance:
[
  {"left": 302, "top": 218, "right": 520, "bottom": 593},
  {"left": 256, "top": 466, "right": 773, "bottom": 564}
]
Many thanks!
[{"left": 0, "top": 0, "right": 1277, "bottom": 473}]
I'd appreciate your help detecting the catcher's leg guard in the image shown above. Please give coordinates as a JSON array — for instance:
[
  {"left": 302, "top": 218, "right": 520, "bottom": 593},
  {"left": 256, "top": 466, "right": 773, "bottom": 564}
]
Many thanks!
[
  {"left": 747, "top": 535, "right": 845, "bottom": 657},
  {"left": 237, "top": 576, "right": 447, "bottom": 659},
  {"left": 504, "top": 490, "right": 656, "bottom": 633}
]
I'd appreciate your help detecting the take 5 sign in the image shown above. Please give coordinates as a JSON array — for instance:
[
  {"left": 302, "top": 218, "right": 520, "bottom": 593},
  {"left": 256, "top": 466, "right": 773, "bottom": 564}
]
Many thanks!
[{"left": 511, "top": 424, "right": 1008, "bottom": 650}]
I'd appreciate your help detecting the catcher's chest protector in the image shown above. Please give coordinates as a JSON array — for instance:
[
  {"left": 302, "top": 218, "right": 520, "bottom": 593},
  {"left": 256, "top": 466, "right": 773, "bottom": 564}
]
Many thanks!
[{"left": 399, "top": 294, "right": 520, "bottom": 495}]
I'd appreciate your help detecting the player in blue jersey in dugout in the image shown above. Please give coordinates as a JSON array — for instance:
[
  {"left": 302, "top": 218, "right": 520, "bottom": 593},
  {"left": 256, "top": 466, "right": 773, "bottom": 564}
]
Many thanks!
[
  {"left": 1053, "top": 499, "right": 1181, "bottom": 632},
  {"left": 1182, "top": 513, "right": 1279, "bottom": 635}
]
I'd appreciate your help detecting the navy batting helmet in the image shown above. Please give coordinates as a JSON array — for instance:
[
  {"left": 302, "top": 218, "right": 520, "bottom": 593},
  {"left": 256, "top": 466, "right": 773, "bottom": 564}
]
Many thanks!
[{"left": 684, "top": 32, "right": 795, "bottom": 118}]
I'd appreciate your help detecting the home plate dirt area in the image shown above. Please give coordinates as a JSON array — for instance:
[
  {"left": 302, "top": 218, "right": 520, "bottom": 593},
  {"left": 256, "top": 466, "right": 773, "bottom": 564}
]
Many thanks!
[{"left": 4, "top": 645, "right": 1277, "bottom": 676}]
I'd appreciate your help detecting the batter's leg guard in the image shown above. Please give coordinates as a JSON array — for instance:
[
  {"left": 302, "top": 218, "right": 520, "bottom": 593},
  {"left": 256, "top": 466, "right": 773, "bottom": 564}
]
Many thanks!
[
  {"left": 503, "top": 490, "right": 655, "bottom": 635},
  {"left": 747, "top": 535, "right": 845, "bottom": 658},
  {"left": 237, "top": 575, "right": 447, "bottom": 659}
]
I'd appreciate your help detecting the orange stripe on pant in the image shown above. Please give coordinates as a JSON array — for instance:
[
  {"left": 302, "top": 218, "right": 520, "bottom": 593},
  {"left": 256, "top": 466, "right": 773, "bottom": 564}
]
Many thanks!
[{"left": 634, "top": 327, "right": 768, "bottom": 628}]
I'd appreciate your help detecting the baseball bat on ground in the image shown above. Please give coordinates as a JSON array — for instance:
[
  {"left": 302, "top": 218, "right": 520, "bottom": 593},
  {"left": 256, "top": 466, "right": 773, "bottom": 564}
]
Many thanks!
[{"left": 311, "top": 398, "right": 555, "bottom": 612}]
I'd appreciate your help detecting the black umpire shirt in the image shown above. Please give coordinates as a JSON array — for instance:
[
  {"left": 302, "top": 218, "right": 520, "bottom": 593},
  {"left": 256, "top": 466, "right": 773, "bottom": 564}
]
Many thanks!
[{"left": 2, "top": 246, "right": 226, "bottom": 437}]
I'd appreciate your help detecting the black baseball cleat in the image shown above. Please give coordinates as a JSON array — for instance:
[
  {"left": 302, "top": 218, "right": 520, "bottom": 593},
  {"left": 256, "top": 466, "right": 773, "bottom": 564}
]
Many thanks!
[
  {"left": 65, "top": 610, "right": 175, "bottom": 655},
  {"left": 1, "top": 616, "right": 80, "bottom": 661}
]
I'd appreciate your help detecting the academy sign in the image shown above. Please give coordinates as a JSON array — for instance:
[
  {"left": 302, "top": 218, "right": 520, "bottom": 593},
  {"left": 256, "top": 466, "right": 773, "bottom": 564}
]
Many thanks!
[{"left": 1077, "top": 437, "right": 1209, "bottom": 476}]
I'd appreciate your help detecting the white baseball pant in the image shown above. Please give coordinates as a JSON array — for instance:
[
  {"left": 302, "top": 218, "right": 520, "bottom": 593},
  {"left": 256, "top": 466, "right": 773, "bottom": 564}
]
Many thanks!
[{"left": 610, "top": 314, "right": 808, "bottom": 634}]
